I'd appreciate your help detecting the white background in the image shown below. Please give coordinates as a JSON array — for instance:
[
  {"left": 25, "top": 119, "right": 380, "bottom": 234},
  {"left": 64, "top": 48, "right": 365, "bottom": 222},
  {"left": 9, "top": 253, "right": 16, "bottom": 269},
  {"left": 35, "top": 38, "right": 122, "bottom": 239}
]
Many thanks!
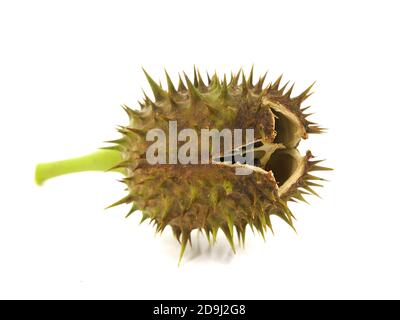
[{"left": 0, "top": 0, "right": 399, "bottom": 299}]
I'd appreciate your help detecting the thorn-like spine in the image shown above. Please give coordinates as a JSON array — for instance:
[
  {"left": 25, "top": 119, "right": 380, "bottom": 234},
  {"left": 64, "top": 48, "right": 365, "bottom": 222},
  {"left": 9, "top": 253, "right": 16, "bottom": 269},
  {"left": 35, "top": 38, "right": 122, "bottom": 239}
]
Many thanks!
[
  {"left": 255, "top": 71, "right": 267, "bottom": 92},
  {"left": 183, "top": 72, "right": 202, "bottom": 102},
  {"left": 178, "top": 231, "right": 190, "bottom": 266},
  {"left": 271, "top": 74, "right": 283, "bottom": 90},
  {"left": 247, "top": 65, "right": 254, "bottom": 88},
  {"left": 178, "top": 74, "right": 187, "bottom": 92},
  {"left": 193, "top": 65, "right": 198, "bottom": 87},
  {"left": 142, "top": 68, "right": 167, "bottom": 101},
  {"left": 241, "top": 70, "right": 248, "bottom": 95},
  {"left": 220, "top": 74, "right": 228, "bottom": 99},
  {"left": 197, "top": 68, "right": 207, "bottom": 92},
  {"left": 164, "top": 69, "right": 177, "bottom": 96},
  {"left": 106, "top": 195, "right": 133, "bottom": 209}
]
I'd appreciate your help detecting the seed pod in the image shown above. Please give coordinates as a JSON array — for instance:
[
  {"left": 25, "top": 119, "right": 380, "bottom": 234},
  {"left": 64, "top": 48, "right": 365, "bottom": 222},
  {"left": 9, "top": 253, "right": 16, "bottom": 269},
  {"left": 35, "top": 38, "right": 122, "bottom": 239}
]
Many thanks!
[{"left": 35, "top": 67, "right": 331, "bottom": 265}]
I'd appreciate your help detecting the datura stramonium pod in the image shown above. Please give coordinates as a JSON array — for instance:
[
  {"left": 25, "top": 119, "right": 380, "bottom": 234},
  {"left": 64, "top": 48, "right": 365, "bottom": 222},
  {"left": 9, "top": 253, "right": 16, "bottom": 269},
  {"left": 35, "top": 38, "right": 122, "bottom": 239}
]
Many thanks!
[{"left": 35, "top": 67, "right": 331, "bottom": 264}]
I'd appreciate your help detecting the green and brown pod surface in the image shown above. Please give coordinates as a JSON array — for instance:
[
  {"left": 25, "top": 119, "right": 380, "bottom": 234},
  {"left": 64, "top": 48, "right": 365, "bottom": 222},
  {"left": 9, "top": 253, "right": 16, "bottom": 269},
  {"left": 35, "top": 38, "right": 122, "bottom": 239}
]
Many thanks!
[{"left": 35, "top": 67, "right": 330, "bottom": 263}]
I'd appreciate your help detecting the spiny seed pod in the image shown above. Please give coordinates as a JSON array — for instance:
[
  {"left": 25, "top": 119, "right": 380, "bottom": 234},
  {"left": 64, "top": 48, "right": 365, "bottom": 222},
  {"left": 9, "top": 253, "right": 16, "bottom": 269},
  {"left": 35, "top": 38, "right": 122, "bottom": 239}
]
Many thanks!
[{"left": 35, "top": 66, "right": 331, "bottom": 264}]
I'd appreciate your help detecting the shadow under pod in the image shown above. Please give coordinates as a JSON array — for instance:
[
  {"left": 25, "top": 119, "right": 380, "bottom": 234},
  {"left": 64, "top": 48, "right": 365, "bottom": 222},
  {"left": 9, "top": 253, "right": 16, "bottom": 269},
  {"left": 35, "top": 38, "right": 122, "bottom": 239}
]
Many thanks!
[{"left": 158, "top": 229, "right": 245, "bottom": 265}]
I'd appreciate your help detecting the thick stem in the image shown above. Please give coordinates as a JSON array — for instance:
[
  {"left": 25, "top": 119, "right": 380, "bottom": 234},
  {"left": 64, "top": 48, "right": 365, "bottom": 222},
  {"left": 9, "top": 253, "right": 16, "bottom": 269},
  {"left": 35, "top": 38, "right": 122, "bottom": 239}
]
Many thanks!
[{"left": 35, "top": 149, "right": 123, "bottom": 186}]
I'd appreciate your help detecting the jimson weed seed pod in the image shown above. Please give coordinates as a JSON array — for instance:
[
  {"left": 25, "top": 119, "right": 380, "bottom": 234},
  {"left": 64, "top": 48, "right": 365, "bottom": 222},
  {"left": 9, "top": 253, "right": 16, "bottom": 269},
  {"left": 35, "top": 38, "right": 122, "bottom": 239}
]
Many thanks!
[{"left": 35, "top": 67, "right": 330, "bottom": 263}]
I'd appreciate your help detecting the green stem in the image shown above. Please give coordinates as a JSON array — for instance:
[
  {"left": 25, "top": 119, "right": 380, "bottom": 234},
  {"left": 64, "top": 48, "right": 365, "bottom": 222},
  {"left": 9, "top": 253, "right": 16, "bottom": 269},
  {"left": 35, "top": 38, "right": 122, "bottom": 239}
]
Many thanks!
[{"left": 35, "top": 149, "right": 123, "bottom": 186}]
